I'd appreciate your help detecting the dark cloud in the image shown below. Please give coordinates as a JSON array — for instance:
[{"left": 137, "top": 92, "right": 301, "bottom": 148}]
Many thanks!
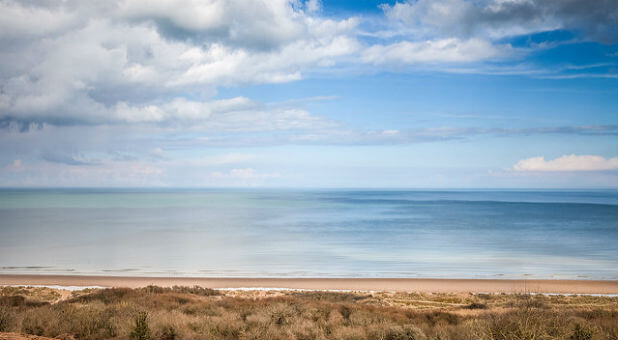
[
  {"left": 541, "top": 0, "right": 618, "bottom": 43},
  {"left": 0, "top": 118, "right": 44, "bottom": 132},
  {"left": 383, "top": 0, "right": 618, "bottom": 43}
]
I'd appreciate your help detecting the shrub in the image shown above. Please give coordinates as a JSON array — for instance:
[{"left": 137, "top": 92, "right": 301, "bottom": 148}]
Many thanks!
[
  {"left": 68, "top": 305, "right": 116, "bottom": 340},
  {"left": 341, "top": 305, "right": 353, "bottom": 322},
  {"left": 0, "top": 295, "right": 26, "bottom": 307},
  {"left": 269, "top": 303, "right": 297, "bottom": 326},
  {"left": 570, "top": 323, "right": 594, "bottom": 340},
  {"left": 465, "top": 302, "right": 487, "bottom": 310},
  {"left": 140, "top": 285, "right": 219, "bottom": 297},
  {"left": 71, "top": 288, "right": 133, "bottom": 304},
  {"left": 0, "top": 295, "right": 48, "bottom": 307},
  {"left": 130, "top": 312, "right": 151, "bottom": 340},
  {"left": 161, "top": 325, "right": 178, "bottom": 340},
  {"left": 0, "top": 305, "right": 14, "bottom": 332},
  {"left": 369, "top": 324, "right": 424, "bottom": 340},
  {"left": 21, "top": 307, "right": 56, "bottom": 336}
]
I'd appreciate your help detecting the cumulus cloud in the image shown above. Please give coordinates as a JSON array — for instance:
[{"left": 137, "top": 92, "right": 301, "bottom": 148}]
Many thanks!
[
  {"left": 381, "top": 0, "right": 618, "bottom": 43},
  {"left": 514, "top": 154, "right": 618, "bottom": 172},
  {"left": 368, "top": 0, "right": 617, "bottom": 69},
  {"left": 0, "top": 0, "right": 614, "bottom": 188},
  {"left": 0, "top": 0, "right": 614, "bottom": 131},
  {"left": 2, "top": 92, "right": 335, "bottom": 131},
  {"left": 117, "top": 0, "right": 307, "bottom": 50},
  {"left": 0, "top": 0, "right": 358, "bottom": 129}
]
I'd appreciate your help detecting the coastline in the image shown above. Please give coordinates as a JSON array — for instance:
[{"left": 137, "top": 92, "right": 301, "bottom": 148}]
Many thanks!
[{"left": 1, "top": 274, "right": 616, "bottom": 294}]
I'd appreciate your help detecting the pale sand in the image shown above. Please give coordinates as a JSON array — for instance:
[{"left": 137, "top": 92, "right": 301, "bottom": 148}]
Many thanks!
[{"left": 1, "top": 275, "right": 617, "bottom": 294}]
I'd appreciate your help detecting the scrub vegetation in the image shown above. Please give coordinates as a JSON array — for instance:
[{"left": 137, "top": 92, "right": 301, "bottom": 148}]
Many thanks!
[{"left": 1, "top": 286, "right": 617, "bottom": 340}]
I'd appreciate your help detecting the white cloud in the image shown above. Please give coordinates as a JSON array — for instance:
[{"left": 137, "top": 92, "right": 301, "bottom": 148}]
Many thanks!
[
  {"left": 0, "top": 1, "right": 358, "bottom": 129},
  {"left": 513, "top": 154, "right": 618, "bottom": 172},
  {"left": 305, "top": 0, "right": 322, "bottom": 13},
  {"left": 0, "top": 1, "right": 77, "bottom": 40},
  {"left": 363, "top": 38, "right": 508, "bottom": 65},
  {"left": 3, "top": 0, "right": 610, "bottom": 132},
  {"left": 1, "top": 0, "right": 615, "bottom": 131},
  {"left": 169, "top": 32, "right": 359, "bottom": 87},
  {"left": 117, "top": 0, "right": 307, "bottom": 50}
]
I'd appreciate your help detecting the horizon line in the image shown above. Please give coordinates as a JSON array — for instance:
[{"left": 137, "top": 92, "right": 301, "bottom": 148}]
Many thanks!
[{"left": 1, "top": 186, "right": 617, "bottom": 191}]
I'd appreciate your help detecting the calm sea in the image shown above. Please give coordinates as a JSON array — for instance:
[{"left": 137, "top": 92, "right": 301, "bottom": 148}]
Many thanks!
[{"left": 1, "top": 189, "right": 617, "bottom": 279}]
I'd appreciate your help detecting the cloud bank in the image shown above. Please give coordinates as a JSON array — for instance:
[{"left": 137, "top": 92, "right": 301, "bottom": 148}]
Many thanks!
[
  {"left": 1, "top": 0, "right": 615, "bottom": 130},
  {"left": 0, "top": 0, "right": 358, "bottom": 130},
  {"left": 514, "top": 155, "right": 618, "bottom": 172}
]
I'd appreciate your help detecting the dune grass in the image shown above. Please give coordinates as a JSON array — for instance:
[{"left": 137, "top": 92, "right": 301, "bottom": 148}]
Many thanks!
[{"left": 1, "top": 285, "right": 617, "bottom": 339}]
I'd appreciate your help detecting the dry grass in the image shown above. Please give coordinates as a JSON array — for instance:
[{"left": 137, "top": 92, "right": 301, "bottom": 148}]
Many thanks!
[{"left": 1, "top": 286, "right": 617, "bottom": 339}]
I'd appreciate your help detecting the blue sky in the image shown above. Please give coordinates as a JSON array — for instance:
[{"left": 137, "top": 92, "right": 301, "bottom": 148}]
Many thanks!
[{"left": 0, "top": 0, "right": 616, "bottom": 188}]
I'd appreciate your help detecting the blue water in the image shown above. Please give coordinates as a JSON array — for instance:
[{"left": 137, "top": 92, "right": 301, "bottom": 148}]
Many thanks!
[{"left": 1, "top": 189, "right": 617, "bottom": 279}]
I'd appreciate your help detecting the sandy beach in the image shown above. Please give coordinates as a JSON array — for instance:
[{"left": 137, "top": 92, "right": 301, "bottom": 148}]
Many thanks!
[{"left": 1, "top": 274, "right": 616, "bottom": 294}]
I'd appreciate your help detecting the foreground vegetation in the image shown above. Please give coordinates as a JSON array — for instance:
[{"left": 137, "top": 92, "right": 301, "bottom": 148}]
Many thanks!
[{"left": 1, "top": 285, "right": 617, "bottom": 340}]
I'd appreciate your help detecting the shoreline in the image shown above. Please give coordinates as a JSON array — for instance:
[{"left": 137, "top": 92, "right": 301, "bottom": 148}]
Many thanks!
[{"left": 1, "top": 274, "right": 616, "bottom": 294}]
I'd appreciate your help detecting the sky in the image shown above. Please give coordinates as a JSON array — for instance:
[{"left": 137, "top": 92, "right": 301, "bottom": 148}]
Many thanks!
[{"left": 0, "top": 0, "right": 617, "bottom": 188}]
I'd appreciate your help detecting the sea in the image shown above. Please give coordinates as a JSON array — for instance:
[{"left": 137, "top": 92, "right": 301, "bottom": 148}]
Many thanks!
[{"left": 1, "top": 189, "right": 616, "bottom": 280}]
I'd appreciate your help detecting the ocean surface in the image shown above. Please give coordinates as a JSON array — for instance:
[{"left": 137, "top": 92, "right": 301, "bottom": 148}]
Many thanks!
[{"left": 1, "top": 189, "right": 617, "bottom": 280}]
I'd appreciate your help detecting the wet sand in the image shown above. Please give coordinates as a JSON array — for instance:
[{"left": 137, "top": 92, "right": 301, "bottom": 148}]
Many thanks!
[{"left": 1, "top": 274, "right": 616, "bottom": 294}]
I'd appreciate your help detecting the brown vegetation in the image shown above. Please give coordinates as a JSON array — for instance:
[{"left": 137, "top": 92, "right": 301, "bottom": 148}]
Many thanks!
[{"left": 1, "top": 286, "right": 617, "bottom": 340}]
